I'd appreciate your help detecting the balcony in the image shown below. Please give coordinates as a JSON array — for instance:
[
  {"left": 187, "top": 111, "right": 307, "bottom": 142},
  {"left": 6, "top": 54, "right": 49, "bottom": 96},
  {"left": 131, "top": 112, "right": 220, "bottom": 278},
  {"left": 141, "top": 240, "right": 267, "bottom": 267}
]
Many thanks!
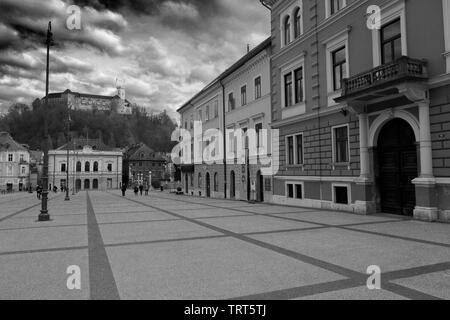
[{"left": 336, "top": 57, "right": 428, "bottom": 103}]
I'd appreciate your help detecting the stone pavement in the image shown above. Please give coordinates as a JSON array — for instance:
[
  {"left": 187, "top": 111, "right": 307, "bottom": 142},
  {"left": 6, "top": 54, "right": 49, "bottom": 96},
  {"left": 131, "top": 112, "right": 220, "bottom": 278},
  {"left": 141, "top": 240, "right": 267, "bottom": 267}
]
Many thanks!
[{"left": 0, "top": 190, "right": 449, "bottom": 300}]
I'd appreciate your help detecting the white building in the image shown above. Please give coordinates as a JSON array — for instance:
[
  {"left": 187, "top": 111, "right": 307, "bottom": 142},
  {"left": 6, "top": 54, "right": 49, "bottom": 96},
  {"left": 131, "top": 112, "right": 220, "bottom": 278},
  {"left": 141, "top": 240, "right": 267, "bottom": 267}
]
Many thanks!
[
  {"left": 0, "top": 132, "right": 30, "bottom": 192},
  {"left": 49, "top": 139, "right": 123, "bottom": 192}
]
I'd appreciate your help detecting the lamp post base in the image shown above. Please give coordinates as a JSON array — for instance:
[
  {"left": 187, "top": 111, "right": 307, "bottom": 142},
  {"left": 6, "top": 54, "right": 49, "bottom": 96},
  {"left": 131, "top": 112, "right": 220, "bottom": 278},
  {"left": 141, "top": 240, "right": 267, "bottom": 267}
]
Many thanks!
[
  {"left": 65, "top": 195, "right": 70, "bottom": 201},
  {"left": 38, "top": 212, "right": 50, "bottom": 222}
]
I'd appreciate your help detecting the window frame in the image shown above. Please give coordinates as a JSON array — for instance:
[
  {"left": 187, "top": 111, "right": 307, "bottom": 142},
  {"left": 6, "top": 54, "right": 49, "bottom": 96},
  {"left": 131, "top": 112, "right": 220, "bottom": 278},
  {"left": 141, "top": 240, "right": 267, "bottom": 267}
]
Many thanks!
[
  {"left": 325, "top": 0, "right": 347, "bottom": 18},
  {"left": 285, "top": 181, "right": 304, "bottom": 199},
  {"left": 285, "top": 132, "right": 304, "bottom": 166},
  {"left": 294, "top": 7, "right": 302, "bottom": 39},
  {"left": 331, "top": 46, "right": 347, "bottom": 91},
  {"left": 240, "top": 84, "right": 247, "bottom": 106},
  {"left": 331, "top": 124, "right": 350, "bottom": 164},
  {"left": 228, "top": 92, "right": 235, "bottom": 112},
  {"left": 380, "top": 18, "right": 402, "bottom": 65},
  {"left": 254, "top": 76, "right": 262, "bottom": 100},
  {"left": 332, "top": 183, "right": 351, "bottom": 205}
]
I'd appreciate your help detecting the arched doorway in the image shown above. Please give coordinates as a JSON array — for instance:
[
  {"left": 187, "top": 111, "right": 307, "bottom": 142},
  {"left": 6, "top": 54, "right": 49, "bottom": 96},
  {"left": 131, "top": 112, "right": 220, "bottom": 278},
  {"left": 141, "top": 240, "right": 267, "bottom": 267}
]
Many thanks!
[
  {"left": 206, "top": 173, "right": 211, "bottom": 198},
  {"left": 84, "top": 179, "right": 90, "bottom": 190},
  {"left": 256, "top": 170, "right": 264, "bottom": 202},
  {"left": 230, "top": 171, "right": 236, "bottom": 199},
  {"left": 377, "top": 118, "right": 418, "bottom": 216},
  {"left": 76, "top": 179, "right": 81, "bottom": 191},
  {"left": 93, "top": 179, "right": 99, "bottom": 190}
]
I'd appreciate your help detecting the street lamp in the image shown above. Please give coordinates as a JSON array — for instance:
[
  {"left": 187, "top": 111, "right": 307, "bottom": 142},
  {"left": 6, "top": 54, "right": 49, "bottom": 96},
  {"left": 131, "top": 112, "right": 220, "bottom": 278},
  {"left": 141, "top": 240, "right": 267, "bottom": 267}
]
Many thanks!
[
  {"left": 38, "top": 21, "right": 54, "bottom": 222},
  {"left": 65, "top": 107, "right": 71, "bottom": 201}
]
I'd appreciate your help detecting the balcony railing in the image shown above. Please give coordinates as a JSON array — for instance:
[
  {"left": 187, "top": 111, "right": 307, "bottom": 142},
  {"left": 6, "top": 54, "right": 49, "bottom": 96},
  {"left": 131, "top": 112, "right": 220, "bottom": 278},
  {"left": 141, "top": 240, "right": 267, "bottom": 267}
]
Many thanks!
[{"left": 340, "top": 57, "right": 428, "bottom": 98}]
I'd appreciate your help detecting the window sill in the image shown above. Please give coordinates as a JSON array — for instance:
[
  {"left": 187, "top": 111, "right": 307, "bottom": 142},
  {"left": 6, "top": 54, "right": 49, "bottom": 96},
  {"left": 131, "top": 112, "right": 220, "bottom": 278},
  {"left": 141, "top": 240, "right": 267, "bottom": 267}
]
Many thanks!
[{"left": 332, "top": 162, "right": 351, "bottom": 170}]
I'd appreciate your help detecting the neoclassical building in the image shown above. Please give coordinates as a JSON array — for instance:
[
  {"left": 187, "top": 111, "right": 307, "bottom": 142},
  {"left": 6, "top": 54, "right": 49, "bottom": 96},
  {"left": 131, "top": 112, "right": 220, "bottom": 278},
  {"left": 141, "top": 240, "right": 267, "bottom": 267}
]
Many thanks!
[
  {"left": 262, "top": 0, "right": 450, "bottom": 222},
  {"left": 49, "top": 139, "right": 123, "bottom": 192}
]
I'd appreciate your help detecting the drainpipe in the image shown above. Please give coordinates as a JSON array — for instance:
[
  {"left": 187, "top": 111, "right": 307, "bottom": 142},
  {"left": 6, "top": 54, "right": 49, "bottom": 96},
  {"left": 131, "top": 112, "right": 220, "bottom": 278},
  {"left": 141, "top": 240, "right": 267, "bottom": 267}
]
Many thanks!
[{"left": 220, "top": 80, "right": 227, "bottom": 199}]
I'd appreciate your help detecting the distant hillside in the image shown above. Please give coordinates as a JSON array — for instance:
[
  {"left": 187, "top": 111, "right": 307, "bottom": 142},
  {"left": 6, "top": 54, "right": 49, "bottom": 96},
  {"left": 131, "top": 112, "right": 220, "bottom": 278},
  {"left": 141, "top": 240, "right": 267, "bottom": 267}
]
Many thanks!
[{"left": 0, "top": 100, "right": 178, "bottom": 152}]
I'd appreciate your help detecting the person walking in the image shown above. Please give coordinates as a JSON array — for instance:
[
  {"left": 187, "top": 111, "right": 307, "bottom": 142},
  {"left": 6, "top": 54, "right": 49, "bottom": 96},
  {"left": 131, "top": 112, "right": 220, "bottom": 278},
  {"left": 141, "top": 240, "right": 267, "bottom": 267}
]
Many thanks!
[
  {"left": 134, "top": 185, "right": 139, "bottom": 196},
  {"left": 36, "top": 185, "right": 42, "bottom": 200},
  {"left": 121, "top": 183, "right": 127, "bottom": 197},
  {"left": 139, "top": 184, "right": 144, "bottom": 196},
  {"left": 145, "top": 184, "right": 149, "bottom": 196}
]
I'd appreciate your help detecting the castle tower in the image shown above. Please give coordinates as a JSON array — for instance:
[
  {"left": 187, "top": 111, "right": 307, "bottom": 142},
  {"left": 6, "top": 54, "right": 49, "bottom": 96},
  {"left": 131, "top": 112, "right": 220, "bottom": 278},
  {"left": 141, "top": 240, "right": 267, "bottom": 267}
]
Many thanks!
[{"left": 116, "top": 79, "right": 125, "bottom": 100}]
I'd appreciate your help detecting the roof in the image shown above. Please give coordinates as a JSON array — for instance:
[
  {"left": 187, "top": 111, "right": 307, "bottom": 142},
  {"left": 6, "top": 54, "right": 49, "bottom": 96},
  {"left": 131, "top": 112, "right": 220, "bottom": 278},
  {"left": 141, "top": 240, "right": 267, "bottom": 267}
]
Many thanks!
[
  {"left": 0, "top": 132, "right": 28, "bottom": 152},
  {"left": 177, "top": 37, "right": 272, "bottom": 113},
  {"left": 56, "top": 138, "right": 116, "bottom": 152}
]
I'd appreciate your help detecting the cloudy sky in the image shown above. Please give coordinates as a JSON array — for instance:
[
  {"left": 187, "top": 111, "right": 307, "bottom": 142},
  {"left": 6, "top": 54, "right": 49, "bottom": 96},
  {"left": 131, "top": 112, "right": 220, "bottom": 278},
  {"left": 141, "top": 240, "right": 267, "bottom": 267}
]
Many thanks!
[{"left": 0, "top": 0, "right": 270, "bottom": 118}]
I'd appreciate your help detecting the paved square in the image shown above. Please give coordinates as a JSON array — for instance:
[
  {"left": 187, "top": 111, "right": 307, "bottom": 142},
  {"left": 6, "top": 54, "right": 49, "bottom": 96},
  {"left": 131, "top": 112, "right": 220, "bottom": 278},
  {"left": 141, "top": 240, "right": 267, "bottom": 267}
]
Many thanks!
[{"left": 0, "top": 190, "right": 449, "bottom": 300}]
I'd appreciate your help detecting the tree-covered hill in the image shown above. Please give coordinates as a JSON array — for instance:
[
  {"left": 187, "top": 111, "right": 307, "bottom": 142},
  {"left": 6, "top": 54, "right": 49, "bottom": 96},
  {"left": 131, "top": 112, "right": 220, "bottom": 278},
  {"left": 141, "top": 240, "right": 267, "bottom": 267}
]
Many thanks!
[{"left": 0, "top": 100, "right": 178, "bottom": 152}]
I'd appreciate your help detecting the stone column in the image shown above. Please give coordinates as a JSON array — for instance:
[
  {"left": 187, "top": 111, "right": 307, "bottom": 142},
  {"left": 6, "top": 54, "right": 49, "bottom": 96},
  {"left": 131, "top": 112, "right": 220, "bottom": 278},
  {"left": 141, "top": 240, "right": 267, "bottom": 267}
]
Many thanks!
[
  {"left": 418, "top": 101, "right": 434, "bottom": 179},
  {"left": 358, "top": 112, "right": 371, "bottom": 181}
]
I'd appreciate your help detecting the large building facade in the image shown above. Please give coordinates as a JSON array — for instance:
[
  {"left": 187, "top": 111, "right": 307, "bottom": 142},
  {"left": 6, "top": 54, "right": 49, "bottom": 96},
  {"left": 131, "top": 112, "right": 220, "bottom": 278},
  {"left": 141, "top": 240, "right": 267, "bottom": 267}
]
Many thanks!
[
  {"left": 49, "top": 139, "right": 123, "bottom": 192},
  {"left": 0, "top": 132, "right": 30, "bottom": 192},
  {"left": 178, "top": 39, "right": 273, "bottom": 201},
  {"left": 262, "top": 0, "right": 450, "bottom": 222}
]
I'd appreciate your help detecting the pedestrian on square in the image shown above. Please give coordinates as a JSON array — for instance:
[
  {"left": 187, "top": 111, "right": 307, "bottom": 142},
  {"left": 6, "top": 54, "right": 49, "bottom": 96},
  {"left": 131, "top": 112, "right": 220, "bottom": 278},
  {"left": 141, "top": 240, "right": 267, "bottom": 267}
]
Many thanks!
[
  {"left": 36, "top": 185, "right": 42, "bottom": 200},
  {"left": 134, "top": 185, "right": 139, "bottom": 196},
  {"left": 139, "top": 184, "right": 144, "bottom": 196},
  {"left": 145, "top": 185, "right": 149, "bottom": 196},
  {"left": 121, "top": 183, "right": 127, "bottom": 197}
]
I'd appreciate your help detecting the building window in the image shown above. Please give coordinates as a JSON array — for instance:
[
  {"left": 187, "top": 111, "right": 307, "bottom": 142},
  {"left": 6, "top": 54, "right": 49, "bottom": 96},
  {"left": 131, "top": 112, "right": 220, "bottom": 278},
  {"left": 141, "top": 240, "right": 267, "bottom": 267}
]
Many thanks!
[
  {"left": 8, "top": 154, "right": 13, "bottom": 162},
  {"left": 76, "top": 161, "right": 81, "bottom": 172},
  {"left": 287, "top": 184, "right": 294, "bottom": 198},
  {"left": 85, "top": 162, "right": 90, "bottom": 172},
  {"left": 294, "top": 8, "right": 302, "bottom": 38},
  {"left": 206, "top": 105, "right": 210, "bottom": 121},
  {"left": 107, "top": 163, "right": 113, "bottom": 172},
  {"left": 228, "top": 92, "right": 235, "bottom": 111},
  {"left": 334, "top": 185, "right": 349, "bottom": 204},
  {"left": 198, "top": 173, "right": 202, "bottom": 188},
  {"left": 381, "top": 18, "right": 402, "bottom": 64},
  {"left": 20, "top": 154, "right": 24, "bottom": 162},
  {"left": 295, "top": 134, "right": 303, "bottom": 165},
  {"left": 214, "top": 101, "right": 219, "bottom": 118},
  {"left": 214, "top": 173, "right": 218, "bottom": 192},
  {"left": 93, "top": 161, "right": 99, "bottom": 172},
  {"left": 264, "top": 178, "right": 272, "bottom": 192},
  {"left": 198, "top": 109, "right": 202, "bottom": 122},
  {"left": 255, "top": 123, "right": 263, "bottom": 149},
  {"left": 184, "top": 121, "right": 188, "bottom": 129},
  {"left": 254, "top": 76, "right": 262, "bottom": 99},
  {"left": 332, "top": 46, "right": 347, "bottom": 91},
  {"left": 21, "top": 166, "right": 26, "bottom": 175},
  {"left": 190, "top": 173, "right": 194, "bottom": 187},
  {"left": 284, "top": 73, "right": 293, "bottom": 107},
  {"left": 333, "top": 126, "right": 349, "bottom": 163},
  {"left": 241, "top": 85, "right": 247, "bottom": 106},
  {"left": 61, "top": 163, "right": 66, "bottom": 172},
  {"left": 330, "top": 0, "right": 345, "bottom": 15},
  {"left": 295, "top": 184, "right": 303, "bottom": 199},
  {"left": 190, "top": 115, "right": 194, "bottom": 129},
  {"left": 287, "top": 136, "right": 294, "bottom": 165},
  {"left": 284, "top": 16, "right": 291, "bottom": 46},
  {"left": 294, "top": 67, "right": 304, "bottom": 104}
]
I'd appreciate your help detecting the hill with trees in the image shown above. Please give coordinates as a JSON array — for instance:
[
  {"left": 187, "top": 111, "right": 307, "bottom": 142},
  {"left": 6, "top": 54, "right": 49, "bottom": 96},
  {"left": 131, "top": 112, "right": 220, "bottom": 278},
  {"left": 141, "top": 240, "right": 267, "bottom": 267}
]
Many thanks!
[{"left": 0, "top": 100, "right": 178, "bottom": 152}]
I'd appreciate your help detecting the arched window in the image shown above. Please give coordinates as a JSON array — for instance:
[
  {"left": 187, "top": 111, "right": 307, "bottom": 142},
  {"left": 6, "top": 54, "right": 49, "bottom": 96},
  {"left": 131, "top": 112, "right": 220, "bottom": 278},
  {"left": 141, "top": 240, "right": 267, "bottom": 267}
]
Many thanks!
[
  {"left": 93, "top": 179, "right": 99, "bottom": 190},
  {"left": 76, "top": 161, "right": 81, "bottom": 172},
  {"left": 214, "top": 173, "right": 218, "bottom": 192},
  {"left": 198, "top": 173, "right": 202, "bottom": 188},
  {"left": 93, "top": 161, "right": 99, "bottom": 172},
  {"left": 284, "top": 16, "right": 291, "bottom": 45},
  {"left": 294, "top": 8, "right": 302, "bottom": 39},
  {"left": 85, "top": 161, "right": 90, "bottom": 172}
]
